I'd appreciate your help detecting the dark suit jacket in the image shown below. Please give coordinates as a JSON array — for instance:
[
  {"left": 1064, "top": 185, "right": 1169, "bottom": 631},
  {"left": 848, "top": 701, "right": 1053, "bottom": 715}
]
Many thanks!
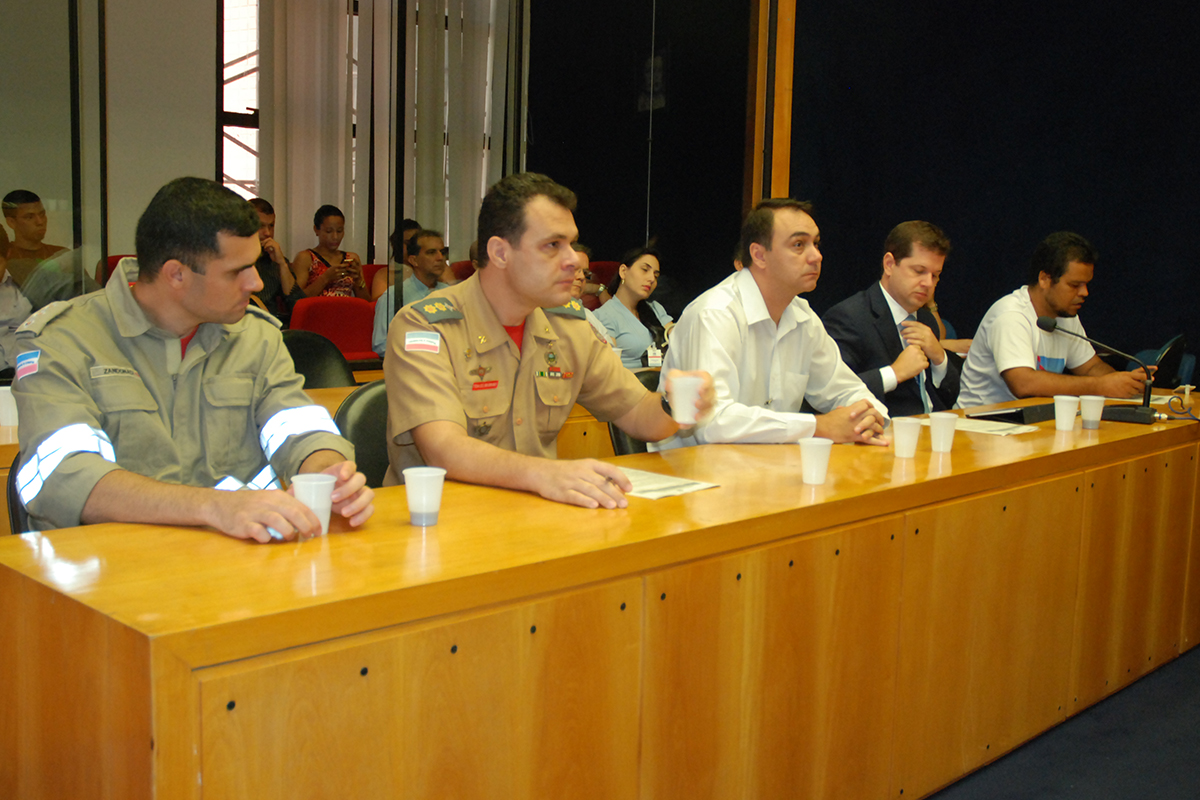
[{"left": 822, "top": 282, "right": 962, "bottom": 416}]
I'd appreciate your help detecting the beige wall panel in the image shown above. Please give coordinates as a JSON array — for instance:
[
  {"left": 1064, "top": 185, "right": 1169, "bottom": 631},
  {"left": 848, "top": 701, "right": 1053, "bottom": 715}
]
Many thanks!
[
  {"left": 893, "top": 475, "right": 1082, "bottom": 799},
  {"left": 642, "top": 516, "right": 903, "bottom": 800},
  {"left": 1071, "top": 446, "right": 1196, "bottom": 709},
  {"left": 1182, "top": 446, "right": 1200, "bottom": 651}
]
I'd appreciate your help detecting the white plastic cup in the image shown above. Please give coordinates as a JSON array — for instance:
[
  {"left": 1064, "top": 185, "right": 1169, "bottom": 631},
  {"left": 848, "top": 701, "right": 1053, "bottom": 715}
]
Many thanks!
[
  {"left": 928, "top": 412, "right": 957, "bottom": 453},
  {"left": 291, "top": 474, "right": 336, "bottom": 536},
  {"left": 892, "top": 417, "right": 921, "bottom": 459},
  {"left": 1053, "top": 395, "right": 1079, "bottom": 431},
  {"left": 798, "top": 437, "right": 834, "bottom": 485},
  {"left": 0, "top": 387, "right": 18, "bottom": 427},
  {"left": 1079, "top": 395, "right": 1105, "bottom": 430},
  {"left": 668, "top": 375, "right": 704, "bottom": 425},
  {"left": 404, "top": 466, "right": 447, "bottom": 526}
]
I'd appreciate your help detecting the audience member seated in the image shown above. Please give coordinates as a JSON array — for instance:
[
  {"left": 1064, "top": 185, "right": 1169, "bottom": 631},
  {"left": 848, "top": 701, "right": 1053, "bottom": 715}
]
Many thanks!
[
  {"left": 292, "top": 204, "right": 370, "bottom": 299},
  {"left": 371, "top": 218, "right": 421, "bottom": 300},
  {"left": 0, "top": 253, "right": 31, "bottom": 372},
  {"left": 372, "top": 229, "right": 451, "bottom": 357},
  {"left": 382, "top": 171, "right": 712, "bottom": 509},
  {"left": 569, "top": 243, "right": 605, "bottom": 309},
  {"left": 248, "top": 197, "right": 305, "bottom": 324},
  {"left": 822, "top": 220, "right": 961, "bottom": 417},
  {"left": 653, "top": 198, "right": 888, "bottom": 449},
  {"left": 3, "top": 189, "right": 67, "bottom": 285},
  {"left": 11, "top": 177, "right": 374, "bottom": 538},
  {"left": 957, "top": 231, "right": 1150, "bottom": 407},
  {"left": 570, "top": 244, "right": 614, "bottom": 345},
  {"left": 593, "top": 246, "right": 673, "bottom": 369}
]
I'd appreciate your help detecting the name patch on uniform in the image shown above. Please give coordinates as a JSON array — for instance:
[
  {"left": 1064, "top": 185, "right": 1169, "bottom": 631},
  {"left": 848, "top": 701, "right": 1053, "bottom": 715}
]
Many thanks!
[
  {"left": 89, "top": 366, "right": 140, "bottom": 379},
  {"left": 472, "top": 380, "right": 498, "bottom": 391},
  {"left": 15, "top": 351, "right": 40, "bottom": 380},
  {"left": 405, "top": 331, "right": 441, "bottom": 353}
]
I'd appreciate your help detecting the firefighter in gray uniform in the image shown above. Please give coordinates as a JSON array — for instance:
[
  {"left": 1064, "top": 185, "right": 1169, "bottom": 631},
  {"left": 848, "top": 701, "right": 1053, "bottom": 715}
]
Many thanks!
[{"left": 11, "top": 178, "right": 374, "bottom": 540}]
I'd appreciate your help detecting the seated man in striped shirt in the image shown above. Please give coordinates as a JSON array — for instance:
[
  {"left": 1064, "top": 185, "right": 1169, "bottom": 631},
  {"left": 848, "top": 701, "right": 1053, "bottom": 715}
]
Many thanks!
[{"left": 11, "top": 177, "right": 374, "bottom": 540}]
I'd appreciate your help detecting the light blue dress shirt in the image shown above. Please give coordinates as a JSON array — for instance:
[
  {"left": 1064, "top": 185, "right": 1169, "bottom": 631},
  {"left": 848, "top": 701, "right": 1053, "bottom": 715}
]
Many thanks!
[
  {"left": 372, "top": 275, "right": 449, "bottom": 357},
  {"left": 593, "top": 298, "right": 672, "bottom": 369}
]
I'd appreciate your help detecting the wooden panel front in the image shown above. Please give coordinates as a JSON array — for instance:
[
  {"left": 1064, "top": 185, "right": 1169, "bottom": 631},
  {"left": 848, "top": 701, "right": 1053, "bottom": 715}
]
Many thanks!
[
  {"left": 556, "top": 404, "right": 616, "bottom": 460},
  {"left": 1070, "top": 445, "right": 1197, "bottom": 709},
  {"left": 0, "top": 569, "right": 151, "bottom": 800},
  {"left": 642, "top": 515, "right": 904, "bottom": 800},
  {"left": 198, "top": 578, "right": 641, "bottom": 800},
  {"left": 892, "top": 475, "right": 1083, "bottom": 799},
  {"left": 1184, "top": 446, "right": 1200, "bottom": 651}
]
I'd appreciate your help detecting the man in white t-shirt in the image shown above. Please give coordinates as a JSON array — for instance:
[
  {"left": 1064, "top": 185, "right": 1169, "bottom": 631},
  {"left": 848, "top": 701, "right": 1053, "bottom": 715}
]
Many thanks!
[{"left": 957, "top": 232, "right": 1150, "bottom": 408}]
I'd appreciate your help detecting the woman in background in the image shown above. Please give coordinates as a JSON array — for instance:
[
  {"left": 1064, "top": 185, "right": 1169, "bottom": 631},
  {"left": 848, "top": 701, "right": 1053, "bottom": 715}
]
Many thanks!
[
  {"left": 292, "top": 204, "right": 370, "bottom": 299},
  {"left": 594, "top": 246, "right": 673, "bottom": 369}
]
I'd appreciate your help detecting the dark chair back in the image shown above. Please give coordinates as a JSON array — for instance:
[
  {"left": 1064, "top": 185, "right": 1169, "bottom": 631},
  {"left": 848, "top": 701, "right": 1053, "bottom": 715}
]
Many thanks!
[
  {"left": 333, "top": 380, "right": 389, "bottom": 487},
  {"left": 608, "top": 368, "right": 663, "bottom": 456},
  {"left": 8, "top": 452, "right": 29, "bottom": 534},
  {"left": 282, "top": 329, "right": 357, "bottom": 389}
]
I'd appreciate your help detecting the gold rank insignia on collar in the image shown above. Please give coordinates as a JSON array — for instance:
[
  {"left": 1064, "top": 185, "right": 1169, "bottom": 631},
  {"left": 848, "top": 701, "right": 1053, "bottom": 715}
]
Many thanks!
[
  {"left": 543, "top": 300, "right": 585, "bottom": 319},
  {"left": 416, "top": 300, "right": 464, "bottom": 323}
]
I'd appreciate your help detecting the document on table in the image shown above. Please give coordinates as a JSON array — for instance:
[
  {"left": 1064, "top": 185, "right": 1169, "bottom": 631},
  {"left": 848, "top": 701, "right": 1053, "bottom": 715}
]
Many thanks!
[
  {"left": 923, "top": 416, "right": 1037, "bottom": 436},
  {"left": 624, "top": 468, "right": 719, "bottom": 499}
]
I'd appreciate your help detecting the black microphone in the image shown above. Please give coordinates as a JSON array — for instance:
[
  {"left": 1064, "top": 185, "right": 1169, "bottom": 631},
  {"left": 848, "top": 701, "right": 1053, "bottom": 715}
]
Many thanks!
[{"left": 1035, "top": 316, "right": 1154, "bottom": 423}]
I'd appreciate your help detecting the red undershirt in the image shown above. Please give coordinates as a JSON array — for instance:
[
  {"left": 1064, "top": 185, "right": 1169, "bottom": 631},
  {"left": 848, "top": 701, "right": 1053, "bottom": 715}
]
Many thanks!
[
  {"left": 503, "top": 321, "right": 525, "bottom": 353},
  {"left": 180, "top": 328, "right": 199, "bottom": 357}
]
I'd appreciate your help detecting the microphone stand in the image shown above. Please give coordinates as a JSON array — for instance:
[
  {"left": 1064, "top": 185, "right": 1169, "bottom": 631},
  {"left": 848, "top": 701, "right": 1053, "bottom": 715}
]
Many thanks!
[{"left": 1036, "top": 316, "right": 1154, "bottom": 424}]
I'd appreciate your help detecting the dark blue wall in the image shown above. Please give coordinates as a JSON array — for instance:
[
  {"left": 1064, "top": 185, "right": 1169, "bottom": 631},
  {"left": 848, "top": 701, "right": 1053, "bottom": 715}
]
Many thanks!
[{"left": 528, "top": 1, "right": 1200, "bottom": 361}]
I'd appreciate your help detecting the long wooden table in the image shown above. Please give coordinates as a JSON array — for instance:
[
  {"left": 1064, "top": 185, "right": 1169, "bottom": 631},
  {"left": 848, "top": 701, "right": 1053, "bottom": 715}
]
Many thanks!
[{"left": 2, "top": 408, "right": 1198, "bottom": 799}]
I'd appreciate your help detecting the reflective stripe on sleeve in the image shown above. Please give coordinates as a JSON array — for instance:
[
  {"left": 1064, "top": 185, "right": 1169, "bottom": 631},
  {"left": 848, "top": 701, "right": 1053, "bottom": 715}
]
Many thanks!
[
  {"left": 214, "top": 464, "right": 281, "bottom": 492},
  {"left": 259, "top": 405, "right": 340, "bottom": 460},
  {"left": 17, "top": 424, "right": 117, "bottom": 506}
]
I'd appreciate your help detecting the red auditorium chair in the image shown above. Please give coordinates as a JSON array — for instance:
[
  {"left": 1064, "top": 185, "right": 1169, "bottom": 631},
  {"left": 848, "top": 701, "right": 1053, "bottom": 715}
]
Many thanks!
[
  {"left": 289, "top": 296, "right": 379, "bottom": 363},
  {"left": 449, "top": 260, "right": 475, "bottom": 281},
  {"left": 361, "top": 263, "right": 388, "bottom": 290}
]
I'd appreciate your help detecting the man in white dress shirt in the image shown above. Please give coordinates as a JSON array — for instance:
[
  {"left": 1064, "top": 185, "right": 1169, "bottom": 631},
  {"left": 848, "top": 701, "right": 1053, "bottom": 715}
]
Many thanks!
[{"left": 654, "top": 198, "right": 888, "bottom": 448}]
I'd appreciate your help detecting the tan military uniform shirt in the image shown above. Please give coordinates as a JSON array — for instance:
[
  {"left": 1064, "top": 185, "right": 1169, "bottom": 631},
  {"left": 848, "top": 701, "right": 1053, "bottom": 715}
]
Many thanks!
[
  {"left": 383, "top": 273, "right": 647, "bottom": 483},
  {"left": 12, "top": 260, "right": 352, "bottom": 531}
]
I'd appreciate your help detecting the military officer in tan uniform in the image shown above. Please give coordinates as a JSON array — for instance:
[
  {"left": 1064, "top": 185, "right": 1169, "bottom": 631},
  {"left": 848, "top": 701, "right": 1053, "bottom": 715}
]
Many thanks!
[
  {"left": 384, "top": 172, "right": 712, "bottom": 509},
  {"left": 12, "top": 177, "right": 375, "bottom": 540}
]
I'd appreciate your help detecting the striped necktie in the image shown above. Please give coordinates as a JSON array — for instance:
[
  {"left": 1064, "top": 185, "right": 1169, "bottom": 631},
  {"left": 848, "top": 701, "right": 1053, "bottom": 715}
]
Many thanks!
[{"left": 904, "top": 314, "right": 932, "bottom": 414}]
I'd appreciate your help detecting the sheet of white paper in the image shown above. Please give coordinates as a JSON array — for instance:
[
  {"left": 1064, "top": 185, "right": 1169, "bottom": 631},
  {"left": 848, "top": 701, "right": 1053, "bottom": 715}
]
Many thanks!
[
  {"left": 623, "top": 467, "right": 719, "bottom": 499},
  {"left": 921, "top": 416, "right": 1037, "bottom": 436}
]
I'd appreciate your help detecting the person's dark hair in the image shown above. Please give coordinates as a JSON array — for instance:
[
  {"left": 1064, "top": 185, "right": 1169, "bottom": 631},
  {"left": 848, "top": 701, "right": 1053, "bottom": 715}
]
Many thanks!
[
  {"left": 477, "top": 172, "right": 576, "bottom": 268},
  {"left": 247, "top": 197, "right": 275, "bottom": 215},
  {"left": 738, "top": 198, "right": 815, "bottom": 269},
  {"left": 134, "top": 177, "right": 260, "bottom": 279},
  {"left": 389, "top": 218, "right": 421, "bottom": 261},
  {"left": 2, "top": 189, "right": 41, "bottom": 217},
  {"left": 313, "top": 204, "right": 344, "bottom": 228},
  {"left": 571, "top": 242, "right": 593, "bottom": 258},
  {"left": 407, "top": 229, "right": 444, "bottom": 258},
  {"left": 1029, "top": 231, "right": 1098, "bottom": 285},
  {"left": 881, "top": 220, "right": 950, "bottom": 276},
  {"left": 608, "top": 245, "right": 667, "bottom": 348}
]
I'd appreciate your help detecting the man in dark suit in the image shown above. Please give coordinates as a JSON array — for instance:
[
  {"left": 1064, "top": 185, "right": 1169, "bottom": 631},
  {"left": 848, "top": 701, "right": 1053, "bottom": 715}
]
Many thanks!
[{"left": 822, "top": 221, "right": 961, "bottom": 416}]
